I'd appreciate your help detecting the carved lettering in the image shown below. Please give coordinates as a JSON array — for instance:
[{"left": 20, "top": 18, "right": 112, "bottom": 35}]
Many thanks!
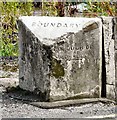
[
  {"left": 65, "top": 44, "right": 91, "bottom": 51},
  {"left": 76, "top": 47, "right": 80, "bottom": 50},
  {"left": 37, "top": 21, "right": 43, "bottom": 27},
  {"left": 76, "top": 24, "right": 79, "bottom": 28},
  {"left": 44, "top": 23, "right": 49, "bottom": 27},
  {"left": 63, "top": 23, "right": 68, "bottom": 27},
  {"left": 32, "top": 21, "right": 79, "bottom": 28},
  {"left": 86, "top": 45, "right": 89, "bottom": 49},
  {"left": 57, "top": 23, "right": 62, "bottom": 27},
  {"left": 32, "top": 22, "right": 36, "bottom": 26},
  {"left": 80, "top": 46, "right": 83, "bottom": 50},
  {"left": 50, "top": 23, "right": 55, "bottom": 27},
  {"left": 70, "top": 24, "right": 74, "bottom": 28}
]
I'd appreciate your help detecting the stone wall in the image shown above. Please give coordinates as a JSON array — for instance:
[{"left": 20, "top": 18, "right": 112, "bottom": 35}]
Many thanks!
[
  {"left": 115, "top": 17, "right": 117, "bottom": 102},
  {"left": 101, "top": 17, "right": 116, "bottom": 101}
]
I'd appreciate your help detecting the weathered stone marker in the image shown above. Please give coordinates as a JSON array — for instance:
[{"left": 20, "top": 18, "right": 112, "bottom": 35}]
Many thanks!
[{"left": 18, "top": 17, "right": 102, "bottom": 101}]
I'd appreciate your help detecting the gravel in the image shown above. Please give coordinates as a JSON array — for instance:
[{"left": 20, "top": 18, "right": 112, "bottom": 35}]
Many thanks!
[
  {"left": 1, "top": 91, "right": 116, "bottom": 118},
  {"left": 0, "top": 57, "right": 19, "bottom": 78}
]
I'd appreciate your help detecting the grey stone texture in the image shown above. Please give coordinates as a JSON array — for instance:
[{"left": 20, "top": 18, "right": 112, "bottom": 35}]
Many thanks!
[
  {"left": 101, "top": 17, "right": 116, "bottom": 100},
  {"left": 18, "top": 16, "right": 116, "bottom": 101},
  {"left": 18, "top": 17, "right": 102, "bottom": 101},
  {"left": 115, "top": 17, "right": 117, "bottom": 101}
]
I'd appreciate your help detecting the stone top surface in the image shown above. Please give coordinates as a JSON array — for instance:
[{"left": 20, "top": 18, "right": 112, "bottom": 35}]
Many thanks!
[{"left": 19, "top": 16, "right": 101, "bottom": 43}]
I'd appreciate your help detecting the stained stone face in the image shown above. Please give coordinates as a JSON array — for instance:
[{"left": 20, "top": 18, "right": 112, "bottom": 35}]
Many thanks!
[
  {"left": 102, "top": 17, "right": 116, "bottom": 100},
  {"left": 115, "top": 19, "right": 117, "bottom": 76},
  {"left": 18, "top": 17, "right": 102, "bottom": 101},
  {"left": 114, "top": 17, "right": 117, "bottom": 101}
]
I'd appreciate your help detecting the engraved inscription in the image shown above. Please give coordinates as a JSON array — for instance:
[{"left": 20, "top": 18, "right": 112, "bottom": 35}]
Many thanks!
[{"left": 32, "top": 21, "right": 79, "bottom": 28}]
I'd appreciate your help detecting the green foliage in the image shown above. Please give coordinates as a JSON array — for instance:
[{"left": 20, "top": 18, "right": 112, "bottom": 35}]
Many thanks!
[
  {"left": 84, "top": 2, "right": 117, "bottom": 17},
  {"left": 0, "top": 1, "right": 34, "bottom": 56},
  {"left": 1, "top": 1, "right": 116, "bottom": 56},
  {"left": 42, "top": 1, "right": 65, "bottom": 17},
  {"left": 42, "top": 1, "right": 58, "bottom": 16},
  {"left": 42, "top": 1, "right": 116, "bottom": 17}
]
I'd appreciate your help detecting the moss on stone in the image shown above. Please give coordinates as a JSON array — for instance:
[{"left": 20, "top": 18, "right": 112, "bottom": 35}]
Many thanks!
[{"left": 51, "top": 58, "right": 65, "bottom": 78}]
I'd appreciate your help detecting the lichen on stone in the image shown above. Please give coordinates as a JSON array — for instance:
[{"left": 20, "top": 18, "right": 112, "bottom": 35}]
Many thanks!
[{"left": 51, "top": 58, "right": 65, "bottom": 78}]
